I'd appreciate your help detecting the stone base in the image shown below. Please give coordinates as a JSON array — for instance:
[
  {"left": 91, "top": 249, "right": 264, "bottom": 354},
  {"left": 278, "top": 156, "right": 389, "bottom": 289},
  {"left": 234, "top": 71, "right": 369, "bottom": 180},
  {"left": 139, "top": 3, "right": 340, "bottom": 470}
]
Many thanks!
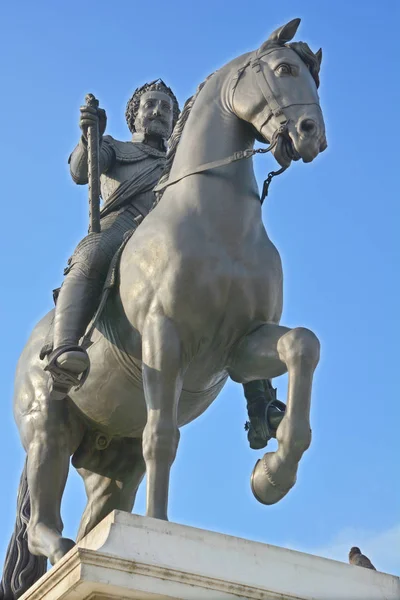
[{"left": 21, "top": 511, "right": 400, "bottom": 600}]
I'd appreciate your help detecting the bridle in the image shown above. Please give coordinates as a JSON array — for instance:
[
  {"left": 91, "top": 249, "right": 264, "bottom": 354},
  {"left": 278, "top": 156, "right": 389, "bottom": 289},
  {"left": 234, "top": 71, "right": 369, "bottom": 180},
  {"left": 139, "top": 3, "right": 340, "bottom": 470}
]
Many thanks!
[{"left": 154, "top": 46, "right": 319, "bottom": 203}]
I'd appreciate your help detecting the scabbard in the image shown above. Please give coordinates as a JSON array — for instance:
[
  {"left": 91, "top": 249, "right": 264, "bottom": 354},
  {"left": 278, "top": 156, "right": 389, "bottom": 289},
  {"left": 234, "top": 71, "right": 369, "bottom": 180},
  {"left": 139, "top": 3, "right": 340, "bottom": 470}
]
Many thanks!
[{"left": 85, "top": 94, "right": 101, "bottom": 234}]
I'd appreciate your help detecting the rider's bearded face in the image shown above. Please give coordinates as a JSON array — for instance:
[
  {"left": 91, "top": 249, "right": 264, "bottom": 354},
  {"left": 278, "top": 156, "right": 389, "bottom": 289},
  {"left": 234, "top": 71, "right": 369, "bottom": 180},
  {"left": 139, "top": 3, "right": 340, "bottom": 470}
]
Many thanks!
[{"left": 135, "top": 91, "right": 174, "bottom": 140}]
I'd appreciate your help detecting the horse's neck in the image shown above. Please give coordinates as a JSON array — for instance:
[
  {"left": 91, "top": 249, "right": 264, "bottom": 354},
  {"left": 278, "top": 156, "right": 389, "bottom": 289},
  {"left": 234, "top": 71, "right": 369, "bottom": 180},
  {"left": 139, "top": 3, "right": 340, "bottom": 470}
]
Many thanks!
[{"left": 169, "top": 59, "right": 259, "bottom": 204}]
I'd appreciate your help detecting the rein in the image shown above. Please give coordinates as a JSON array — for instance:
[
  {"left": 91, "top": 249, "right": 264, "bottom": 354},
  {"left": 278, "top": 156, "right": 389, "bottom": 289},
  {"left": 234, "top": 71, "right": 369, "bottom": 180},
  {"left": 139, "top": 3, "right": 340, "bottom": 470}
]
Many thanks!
[{"left": 153, "top": 132, "right": 286, "bottom": 204}]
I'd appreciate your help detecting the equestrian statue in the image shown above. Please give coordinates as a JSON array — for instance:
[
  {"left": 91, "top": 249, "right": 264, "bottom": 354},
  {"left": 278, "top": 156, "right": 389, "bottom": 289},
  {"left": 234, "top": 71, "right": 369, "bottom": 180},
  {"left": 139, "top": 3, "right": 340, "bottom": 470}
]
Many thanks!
[{"left": 1, "top": 18, "right": 326, "bottom": 599}]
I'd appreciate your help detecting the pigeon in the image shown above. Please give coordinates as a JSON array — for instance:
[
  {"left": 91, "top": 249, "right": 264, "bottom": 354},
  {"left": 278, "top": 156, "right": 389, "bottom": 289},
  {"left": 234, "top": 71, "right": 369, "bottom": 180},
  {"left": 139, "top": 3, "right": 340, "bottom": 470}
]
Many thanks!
[{"left": 348, "top": 547, "right": 376, "bottom": 570}]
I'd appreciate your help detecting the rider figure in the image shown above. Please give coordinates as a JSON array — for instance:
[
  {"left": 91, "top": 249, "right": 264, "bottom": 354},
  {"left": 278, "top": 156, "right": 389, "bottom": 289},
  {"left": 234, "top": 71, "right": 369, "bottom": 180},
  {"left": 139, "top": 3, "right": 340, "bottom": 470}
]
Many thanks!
[
  {"left": 45, "top": 78, "right": 282, "bottom": 448},
  {"left": 45, "top": 79, "right": 180, "bottom": 398}
]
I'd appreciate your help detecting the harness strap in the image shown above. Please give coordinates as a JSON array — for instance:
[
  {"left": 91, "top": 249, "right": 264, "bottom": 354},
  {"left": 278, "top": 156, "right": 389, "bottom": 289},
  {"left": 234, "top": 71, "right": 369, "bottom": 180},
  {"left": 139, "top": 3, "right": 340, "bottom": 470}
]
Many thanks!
[
  {"left": 251, "top": 59, "right": 287, "bottom": 126},
  {"left": 154, "top": 148, "right": 268, "bottom": 194}
]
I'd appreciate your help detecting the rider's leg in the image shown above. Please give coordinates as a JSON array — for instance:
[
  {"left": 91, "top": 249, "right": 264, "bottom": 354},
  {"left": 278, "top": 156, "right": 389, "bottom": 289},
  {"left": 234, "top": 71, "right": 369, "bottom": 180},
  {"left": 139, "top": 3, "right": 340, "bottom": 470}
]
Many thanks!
[
  {"left": 243, "top": 379, "right": 282, "bottom": 450},
  {"left": 52, "top": 234, "right": 108, "bottom": 374},
  {"left": 49, "top": 209, "right": 138, "bottom": 386},
  {"left": 73, "top": 436, "right": 145, "bottom": 541}
]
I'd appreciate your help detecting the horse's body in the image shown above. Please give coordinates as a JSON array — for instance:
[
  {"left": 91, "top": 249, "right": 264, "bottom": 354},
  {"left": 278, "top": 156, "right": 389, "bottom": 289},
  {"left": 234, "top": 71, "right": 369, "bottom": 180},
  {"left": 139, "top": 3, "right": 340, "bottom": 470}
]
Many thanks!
[{"left": 2, "top": 18, "right": 327, "bottom": 600}]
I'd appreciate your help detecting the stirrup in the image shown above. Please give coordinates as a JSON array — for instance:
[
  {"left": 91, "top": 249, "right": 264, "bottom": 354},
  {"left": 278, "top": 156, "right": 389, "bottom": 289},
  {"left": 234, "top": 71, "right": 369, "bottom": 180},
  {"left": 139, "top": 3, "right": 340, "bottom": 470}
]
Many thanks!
[{"left": 44, "top": 345, "right": 90, "bottom": 396}]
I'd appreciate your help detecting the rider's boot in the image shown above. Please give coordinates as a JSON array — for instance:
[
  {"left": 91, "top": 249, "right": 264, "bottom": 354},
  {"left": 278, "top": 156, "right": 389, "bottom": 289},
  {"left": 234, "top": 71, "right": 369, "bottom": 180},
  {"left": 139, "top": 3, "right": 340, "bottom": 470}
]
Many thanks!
[
  {"left": 45, "top": 269, "right": 104, "bottom": 398},
  {"left": 243, "top": 379, "right": 285, "bottom": 449}
]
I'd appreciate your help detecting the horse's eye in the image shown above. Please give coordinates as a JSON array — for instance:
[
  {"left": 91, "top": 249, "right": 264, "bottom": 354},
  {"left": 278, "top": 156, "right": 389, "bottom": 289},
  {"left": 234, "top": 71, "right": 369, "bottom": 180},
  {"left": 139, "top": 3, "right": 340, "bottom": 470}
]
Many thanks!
[{"left": 276, "top": 64, "right": 291, "bottom": 76}]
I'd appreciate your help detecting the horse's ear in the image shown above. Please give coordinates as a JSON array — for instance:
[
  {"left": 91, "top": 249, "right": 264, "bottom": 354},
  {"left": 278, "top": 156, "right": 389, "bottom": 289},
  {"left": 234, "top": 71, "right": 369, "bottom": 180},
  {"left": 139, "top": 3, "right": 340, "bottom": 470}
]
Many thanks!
[
  {"left": 260, "top": 18, "right": 301, "bottom": 52},
  {"left": 315, "top": 48, "right": 323, "bottom": 66}
]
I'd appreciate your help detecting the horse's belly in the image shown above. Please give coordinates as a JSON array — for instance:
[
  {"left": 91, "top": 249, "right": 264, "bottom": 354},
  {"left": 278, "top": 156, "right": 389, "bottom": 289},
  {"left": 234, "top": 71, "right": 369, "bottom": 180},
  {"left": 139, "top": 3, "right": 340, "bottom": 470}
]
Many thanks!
[
  {"left": 70, "top": 334, "right": 227, "bottom": 437},
  {"left": 71, "top": 377, "right": 225, "bottom": 438},
  {"left": 70, "top": 334, "right": 146, "bottom": 437}
]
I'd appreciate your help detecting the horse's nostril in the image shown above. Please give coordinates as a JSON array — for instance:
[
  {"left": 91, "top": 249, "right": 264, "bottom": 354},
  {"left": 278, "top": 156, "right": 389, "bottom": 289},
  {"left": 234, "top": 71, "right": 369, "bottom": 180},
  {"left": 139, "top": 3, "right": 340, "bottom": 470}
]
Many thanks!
[{"left": 299, "top": 119, "right": 316, "bottom": 134}]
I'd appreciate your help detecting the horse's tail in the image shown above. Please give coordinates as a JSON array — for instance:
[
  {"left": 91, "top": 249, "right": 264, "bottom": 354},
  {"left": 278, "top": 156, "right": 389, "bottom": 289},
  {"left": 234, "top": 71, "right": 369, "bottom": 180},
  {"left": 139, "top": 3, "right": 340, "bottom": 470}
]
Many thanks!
[{"left": 0, "top": 460, "right": 47, "bottom": 599}]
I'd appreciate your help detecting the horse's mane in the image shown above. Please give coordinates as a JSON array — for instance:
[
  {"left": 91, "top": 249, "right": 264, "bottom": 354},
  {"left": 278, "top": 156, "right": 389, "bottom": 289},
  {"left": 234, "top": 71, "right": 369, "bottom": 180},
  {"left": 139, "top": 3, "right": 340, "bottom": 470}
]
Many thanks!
[
  {"left": 287, "top": 41, "right": 320, "bottom": 88},
  {"left": 155, "top": 40, "right": 320, "bottom": 203}
]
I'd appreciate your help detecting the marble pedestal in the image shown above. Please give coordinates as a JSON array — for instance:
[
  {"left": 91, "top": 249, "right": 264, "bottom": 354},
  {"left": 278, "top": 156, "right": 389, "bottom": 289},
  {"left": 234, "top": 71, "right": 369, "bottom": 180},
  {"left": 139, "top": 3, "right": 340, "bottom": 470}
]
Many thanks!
[{"left": 20, "top": 511, "right": 400, "bottom": 600}]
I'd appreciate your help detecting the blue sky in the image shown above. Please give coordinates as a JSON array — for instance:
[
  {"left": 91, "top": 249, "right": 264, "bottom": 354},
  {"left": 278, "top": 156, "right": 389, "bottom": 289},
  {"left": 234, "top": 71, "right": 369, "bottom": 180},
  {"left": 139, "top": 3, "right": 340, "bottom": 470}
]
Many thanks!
[{"left": 0, "top": 0, "right": 399, "bottom": 577}]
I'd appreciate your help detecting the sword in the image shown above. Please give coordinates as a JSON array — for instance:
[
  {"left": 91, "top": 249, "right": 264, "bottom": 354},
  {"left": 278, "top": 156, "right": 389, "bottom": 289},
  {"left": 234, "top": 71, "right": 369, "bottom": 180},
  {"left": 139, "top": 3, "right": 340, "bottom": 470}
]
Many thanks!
[{"left": 85, "top": 93, "right": 101, "bottom": 234}]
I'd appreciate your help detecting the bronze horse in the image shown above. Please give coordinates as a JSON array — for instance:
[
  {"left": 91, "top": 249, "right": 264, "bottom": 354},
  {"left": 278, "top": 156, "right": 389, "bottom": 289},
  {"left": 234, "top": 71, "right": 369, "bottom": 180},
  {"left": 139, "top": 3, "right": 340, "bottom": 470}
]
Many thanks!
[{"left": 2, "top": 18, "right": 326, "bottom": 599}]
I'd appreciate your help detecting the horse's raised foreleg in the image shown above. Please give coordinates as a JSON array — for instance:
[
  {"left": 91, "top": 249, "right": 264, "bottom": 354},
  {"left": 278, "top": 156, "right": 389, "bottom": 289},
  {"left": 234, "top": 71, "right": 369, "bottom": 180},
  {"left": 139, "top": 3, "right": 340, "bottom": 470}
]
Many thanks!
[
  {"left": 142, "top": 315, "right": 184, "bottom": 520},
  {"left": 74, "top": 436, "right": 145, "bottom": 541},
  {"left": 228, "top": 324, "right": 320, "bottom": 504}
]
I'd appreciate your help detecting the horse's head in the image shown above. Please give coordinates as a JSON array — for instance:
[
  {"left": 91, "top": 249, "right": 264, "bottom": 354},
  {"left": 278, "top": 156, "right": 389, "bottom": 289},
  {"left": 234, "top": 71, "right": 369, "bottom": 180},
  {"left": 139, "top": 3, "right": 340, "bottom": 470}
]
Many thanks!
[{"left": 232, "top": 18, "right": 327, "bottom": 168}]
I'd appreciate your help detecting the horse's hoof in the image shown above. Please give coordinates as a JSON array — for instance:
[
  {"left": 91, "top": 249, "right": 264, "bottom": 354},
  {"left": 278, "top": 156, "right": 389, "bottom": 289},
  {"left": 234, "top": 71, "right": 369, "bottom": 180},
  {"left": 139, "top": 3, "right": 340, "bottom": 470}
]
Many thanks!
[
  {"left": 28, "top": 522, "right": 76, "bottom": 565},
  {"left": 49, "top": 537, "right": 75, "bottom": 565},
  {"left": 250, "top": 452, "right": 296, "bottom": 505}
]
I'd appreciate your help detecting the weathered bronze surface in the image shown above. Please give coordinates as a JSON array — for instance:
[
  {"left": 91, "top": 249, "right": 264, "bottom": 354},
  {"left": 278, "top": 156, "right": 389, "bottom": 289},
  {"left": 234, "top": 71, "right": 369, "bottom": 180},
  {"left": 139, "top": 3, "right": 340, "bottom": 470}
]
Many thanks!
[{"left": 1, "top": 19, "right": 326, "bottom": 599}]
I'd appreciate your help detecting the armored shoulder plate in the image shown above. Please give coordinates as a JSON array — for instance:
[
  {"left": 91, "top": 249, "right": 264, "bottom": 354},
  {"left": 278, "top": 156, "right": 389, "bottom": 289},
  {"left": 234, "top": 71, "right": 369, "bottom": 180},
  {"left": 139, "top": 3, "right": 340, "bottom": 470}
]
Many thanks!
[{"left": 103, "top": 136, "right": 165, "bottom": 163}]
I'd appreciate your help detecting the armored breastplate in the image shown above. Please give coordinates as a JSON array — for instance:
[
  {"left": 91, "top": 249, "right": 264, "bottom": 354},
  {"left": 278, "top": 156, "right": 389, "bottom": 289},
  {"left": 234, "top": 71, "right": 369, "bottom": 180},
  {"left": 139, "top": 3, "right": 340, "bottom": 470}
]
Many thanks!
[{"left": 100, "top": 137, "right": 166, "bottom": 215}]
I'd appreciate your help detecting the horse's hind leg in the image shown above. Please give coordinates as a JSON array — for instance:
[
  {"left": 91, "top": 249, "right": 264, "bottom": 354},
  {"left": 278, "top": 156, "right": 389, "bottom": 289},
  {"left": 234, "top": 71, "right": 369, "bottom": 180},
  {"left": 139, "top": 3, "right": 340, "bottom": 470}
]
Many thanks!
[
  {"left": 17, "top": 369, "right": 85, "bottom": 564},
  {"left": 228, "top": 323, "right": 320, "bottom": 504},
  {"left": 142, "top": 315, "right": 184, "bottom": 520},
  {"left": 73, "top": 436, "right": 145, "bottom": 541}
]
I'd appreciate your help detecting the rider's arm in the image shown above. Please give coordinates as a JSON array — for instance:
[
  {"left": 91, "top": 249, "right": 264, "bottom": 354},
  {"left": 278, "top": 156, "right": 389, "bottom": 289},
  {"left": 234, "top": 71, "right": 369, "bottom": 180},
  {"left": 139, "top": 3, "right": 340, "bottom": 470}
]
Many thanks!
[{"left": 68, "top": 136, "right": 115, "bottom": 185}]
